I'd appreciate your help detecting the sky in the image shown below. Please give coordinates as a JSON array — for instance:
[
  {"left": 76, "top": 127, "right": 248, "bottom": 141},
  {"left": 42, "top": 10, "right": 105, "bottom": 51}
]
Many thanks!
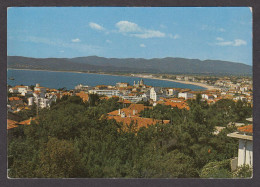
[{"left": 7, "top": 7, "right": 252, "bottom": 65}]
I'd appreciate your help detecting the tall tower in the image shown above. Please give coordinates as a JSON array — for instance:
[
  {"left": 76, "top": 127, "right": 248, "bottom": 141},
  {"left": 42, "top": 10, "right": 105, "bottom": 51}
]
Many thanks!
[{"left": 140, "top": 79, "right": 144, "bottom": 86}]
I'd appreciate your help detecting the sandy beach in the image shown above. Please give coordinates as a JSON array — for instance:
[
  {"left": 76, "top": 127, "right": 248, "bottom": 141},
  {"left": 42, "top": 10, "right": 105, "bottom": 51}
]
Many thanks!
[
  {"left": 131, "top": 75, "right": 219, "bottom": 90},
  {"left": 8, "top": 68, "right": 219, "bottom": 90}
]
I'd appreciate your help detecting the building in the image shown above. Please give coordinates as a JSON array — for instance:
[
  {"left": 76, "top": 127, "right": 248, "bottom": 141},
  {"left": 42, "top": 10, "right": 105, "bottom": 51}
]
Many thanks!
[
  {"left": 76, "top": 91, "right": 89, "bottom": 102},
  {"left": 202, "top": 94, "right": 215, "bottom": 100},
  {"left": 167, "top": 89, "right": 178, "bottom": 96},
  {"left": 34, "top": 85, "right": 47, "bottom": 93},
  {"left": 150, "top": 87, "right": 165, "bottom": 102},
  {"left": 7, "top": 119, "right": 18, "bottom": 130},
  {"left": 227, "top": 124, "right": 253, "bottom": 170},
  {"left": 121, "top": 95, "right": 143, "bottom": 103},
  {"left": 116, "top": 82, "right": 129, "bottom": 88},
  {"left": 178, "top": 92, "right": 194, "bottom": 100},
  {"left": 89, "top": 89, "right": 120, "bottom": 97},
  {"left": 107, "top": 104, "right": 168, "bottom": 132},
  {"left": 75, "top": 84, "right": 89, "bottom": 91},
  {"left": 163, "top": 98, "right": 190, "bottom": 110}
]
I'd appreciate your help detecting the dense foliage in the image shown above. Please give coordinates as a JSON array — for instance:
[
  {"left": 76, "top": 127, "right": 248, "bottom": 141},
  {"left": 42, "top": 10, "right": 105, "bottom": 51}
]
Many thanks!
[{"left": 8, "top": 95, "right": 252, "bottom": 178}]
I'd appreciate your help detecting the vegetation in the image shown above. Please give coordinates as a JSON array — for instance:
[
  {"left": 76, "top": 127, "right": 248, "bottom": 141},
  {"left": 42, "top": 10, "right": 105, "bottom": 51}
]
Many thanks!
[{"left": 8, "top": 95, "right": 252, "bottom": 178}]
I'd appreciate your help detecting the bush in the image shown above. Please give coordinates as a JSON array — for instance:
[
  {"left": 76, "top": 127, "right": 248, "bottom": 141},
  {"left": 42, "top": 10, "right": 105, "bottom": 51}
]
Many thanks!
[
  {"left": 232, "top": 165, "right": 252, "bottom": 178},
  {"left": 200, "top": 159, "right": 232, "bottom": 178}
]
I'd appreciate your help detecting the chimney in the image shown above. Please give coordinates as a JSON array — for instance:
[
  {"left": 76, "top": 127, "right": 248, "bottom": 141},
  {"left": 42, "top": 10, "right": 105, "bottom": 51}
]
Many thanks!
[{"left": 118, "top": 109, "right": 121, "bottom": 115}]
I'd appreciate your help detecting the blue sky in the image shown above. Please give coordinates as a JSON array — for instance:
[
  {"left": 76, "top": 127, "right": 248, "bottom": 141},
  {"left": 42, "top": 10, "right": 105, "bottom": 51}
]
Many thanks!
[{"left": 7, "top": 7, "right": 252, "bottom": 65}]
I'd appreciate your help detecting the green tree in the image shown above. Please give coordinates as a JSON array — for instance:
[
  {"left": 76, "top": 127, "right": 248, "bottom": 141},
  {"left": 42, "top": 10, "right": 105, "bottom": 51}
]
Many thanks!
[{"left": 36, "top": 137, "right": 86, "bottom": 178}]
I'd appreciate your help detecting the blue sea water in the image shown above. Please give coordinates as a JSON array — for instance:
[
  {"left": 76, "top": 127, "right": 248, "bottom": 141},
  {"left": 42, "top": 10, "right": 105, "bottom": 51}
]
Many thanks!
[{"left": 7, "top": 69, "right": 206, "bottom": 90}]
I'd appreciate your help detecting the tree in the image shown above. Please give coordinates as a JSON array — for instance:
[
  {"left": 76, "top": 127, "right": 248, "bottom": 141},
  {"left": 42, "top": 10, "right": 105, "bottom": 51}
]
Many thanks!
[
  {"left": 88, "top": 93, "right": 100, "bottom": 106},
  {"left": 36, "top": 137, "right": 86, "bottom": 178}
]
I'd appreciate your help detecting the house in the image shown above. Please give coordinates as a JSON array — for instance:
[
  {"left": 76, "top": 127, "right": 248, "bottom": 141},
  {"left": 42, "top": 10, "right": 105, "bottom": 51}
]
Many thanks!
[
  {"left": 9, "top": 85, "right": 29, "bottom": 94},
  {"left": 89, "top": 89, "right": 120, "bottom": 97},
  {"left": 121, "top": 95, "right": 143, "bottom": 103},
  {"left": 7, "top": 119, "right": 18, "bottom": 130},
  {"left": 34, "top": 86, "right": 47, "bottom": 93},
  {"left": 107, "top": 115, "right": 169, "bottom": 132},
  {"left": 8, "top": 97, "right": 24, "bottom": 109},
  {"left": 107, "top": 104, "right": 151, "bottom": 118},
  {"left": 19, "top": 117, "right": 37, "bottom": 125},
  {"left": 178, "top": 92, "right": 194, "bottom": 100},
  {"left": 150, "top": 87, "right": 165, "bottom": 102},
  {"left": 167, "top": 88, "right": 178, "bottom": 96},
  {"left": 107, "top": 104, "right": 169, "bottom": 132},
  {"left": 75, "top": 84, "right": 89, "bottom": 91},
  {"left": 76, "top": 91, "right": 89, "bottom": 102},
  {"left": 164, "top": 98, "right": 190, "bottom": 110},
  {"left": 227, "top": 124, "right": 253, "bottom": 170},
  {"left": 202, "top": 94, "right": 215, "bottom": 100},
  {"left": 116, "top": 82, "right": 129, "bottom": 88}
]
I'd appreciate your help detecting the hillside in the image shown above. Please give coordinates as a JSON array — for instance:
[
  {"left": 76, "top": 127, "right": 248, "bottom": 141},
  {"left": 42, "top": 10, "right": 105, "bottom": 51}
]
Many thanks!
[{"left": 7, "top": 56, "right": 252, "bottom": 75}]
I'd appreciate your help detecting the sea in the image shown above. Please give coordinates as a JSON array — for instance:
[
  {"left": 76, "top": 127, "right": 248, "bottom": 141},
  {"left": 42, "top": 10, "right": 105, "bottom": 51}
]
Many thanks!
[{"left": 7, "top": 69, "right": 206, "bottom": 91}]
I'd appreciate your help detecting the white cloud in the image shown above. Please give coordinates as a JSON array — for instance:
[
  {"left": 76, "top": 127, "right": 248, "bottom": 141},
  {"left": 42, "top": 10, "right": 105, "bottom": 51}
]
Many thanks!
[
  {"left": 216, "top": 38, "right": 247, "bottom": 46},
  {"left": 140, "top": 44, "right": 146, "bottom": 48},
  {"left": 233, "top": 39, "right": 247, "bottom": 46},
  {"left": 71, "top": 38, "right": 81, "bottom": 42},
  {"left": 115, "top": 20, "right": 166, "bottom": 39},
  {"left": 106, "top": 39, "right": 112, "bottom": 43},
  {"left": 132, "top": 30, "right": 165, "bottom": 39},
  {"left": 115, "top": 21, "right": 141, "bottom": 33},
  {"left": 89, "top": 22, "right": 105, "bottom": 31},
  {"left": 216, "top": 37, "right": 224, "bottom": 41}
]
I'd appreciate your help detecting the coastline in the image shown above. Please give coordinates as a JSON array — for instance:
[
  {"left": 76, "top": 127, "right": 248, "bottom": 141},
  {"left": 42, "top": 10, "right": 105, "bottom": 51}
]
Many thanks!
[
  {"left": 133, "top": 76, "right": 219, "bottom": 90},
  {"left": 8, "top": 68, "right": 219, "bottom": 90}
]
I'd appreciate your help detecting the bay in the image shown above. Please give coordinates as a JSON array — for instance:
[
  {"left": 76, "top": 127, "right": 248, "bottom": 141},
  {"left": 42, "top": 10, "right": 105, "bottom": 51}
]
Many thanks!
[{"left": 7, "top": 69, "right": 206, "bottom": 90}]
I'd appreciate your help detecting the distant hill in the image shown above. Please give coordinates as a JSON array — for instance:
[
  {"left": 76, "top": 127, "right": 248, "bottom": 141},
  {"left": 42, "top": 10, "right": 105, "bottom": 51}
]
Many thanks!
[{"left": 7, "top": 56, "right": 252, "bottom": 75}]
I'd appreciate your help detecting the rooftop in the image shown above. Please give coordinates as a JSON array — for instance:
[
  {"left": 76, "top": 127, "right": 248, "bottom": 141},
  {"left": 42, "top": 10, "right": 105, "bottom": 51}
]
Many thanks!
[
  {"left": 227, "top": 132, "right": 252, "bottom": 141},
  {"left": 7, "top": 119, "right": 18, "bottom": 130}
]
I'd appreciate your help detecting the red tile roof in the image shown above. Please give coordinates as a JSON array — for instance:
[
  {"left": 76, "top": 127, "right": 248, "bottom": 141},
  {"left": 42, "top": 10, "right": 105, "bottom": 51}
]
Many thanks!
[
  {"left": 76, "top": 91, "right": 89, "bottom": 102},
  {"left": 238, "top": 125, "right": 253, "bottom": 134},
  {"left": 107, "top": 104, "right": 151, "bottom": 117},
  {"left": 7, "top": 119, "right": 18, "bottom": 130},
  {"left": 107, "top": 116, "right": 169, "bottom": 132},
  {"left": 163, "top": 98, "right": 190, "bottom": 110},
  {"left": 9, "top": 97, "right": 22, "bottom": 101},
  {"left": 19, "top": 117, "right": 36, "bottom": 125}
]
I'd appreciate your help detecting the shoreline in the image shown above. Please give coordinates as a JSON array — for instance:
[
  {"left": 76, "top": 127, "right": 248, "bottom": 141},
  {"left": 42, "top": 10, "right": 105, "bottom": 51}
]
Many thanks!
[
  {"left": 133, "top": 76, "right": 219, "bottom": 90},
  {"left": 8, "top": 68, "right": 219, "bottom": 90}
]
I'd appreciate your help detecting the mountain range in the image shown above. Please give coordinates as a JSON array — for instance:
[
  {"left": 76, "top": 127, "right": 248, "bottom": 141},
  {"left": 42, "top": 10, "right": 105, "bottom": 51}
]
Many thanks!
[{"left": 7, "top": 56, "right": 252, "bottom": 75}]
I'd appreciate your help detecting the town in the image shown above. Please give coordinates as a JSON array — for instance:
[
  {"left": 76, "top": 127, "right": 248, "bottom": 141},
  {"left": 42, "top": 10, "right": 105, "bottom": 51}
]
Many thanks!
[
  {"left": 7, "top": 75, "right": 253, "bottom": 115},
  {"left": 7, "top": 75, "right": 253, "bottom": 178}
]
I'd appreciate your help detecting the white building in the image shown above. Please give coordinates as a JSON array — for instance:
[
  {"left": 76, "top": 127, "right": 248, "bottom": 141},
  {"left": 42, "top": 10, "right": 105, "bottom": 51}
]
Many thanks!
[
  {"left": 167, "top": 89, "right": 178, "bottom": 96},
  {"left": 34, "top": 86, "right": 47, "bottom": 93},
  {"left": 75, "top": 84, "right": 89, "bottom": 91},
  {"left": 116, "top": 82, "right": 129, "bottom": 88},
  {"left": 121, "top": 95, "right": 143, "bottom": 103},
  {"left": 202, "top": 94, "right": 215, "bottom": 100},
  {"left": 178, "top": 92, "right": 194, "bottom": 100},
  {"left": 150, "top": 87, "right": 164, "bottom": 102},
  {"left": 227, "top": 124, "right": 253, "bottom": 170},
  {"left": 88, "top": 89, "right": 120, "bottom": 97}
]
